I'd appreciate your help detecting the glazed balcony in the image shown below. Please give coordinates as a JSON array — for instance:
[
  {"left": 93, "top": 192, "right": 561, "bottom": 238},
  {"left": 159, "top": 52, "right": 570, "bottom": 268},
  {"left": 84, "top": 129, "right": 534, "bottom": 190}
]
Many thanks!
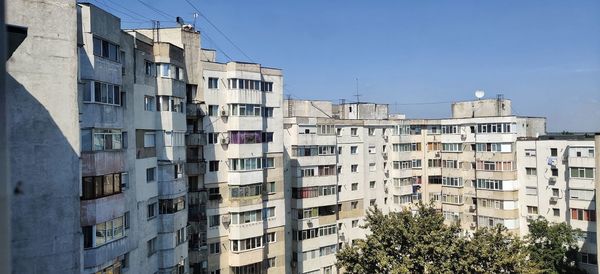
[
  {"left": 81, "top": 150, "right": 125, "bottom": 177},
  {"left": 80, "top": 193, "right": 126, "bottom": 227}
]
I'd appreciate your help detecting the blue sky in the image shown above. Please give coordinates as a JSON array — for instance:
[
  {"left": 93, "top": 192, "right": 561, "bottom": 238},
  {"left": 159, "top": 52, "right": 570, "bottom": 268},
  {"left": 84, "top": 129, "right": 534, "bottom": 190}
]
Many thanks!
[{"left": 101, "top": 0, "right": 600, "bottom": 132}]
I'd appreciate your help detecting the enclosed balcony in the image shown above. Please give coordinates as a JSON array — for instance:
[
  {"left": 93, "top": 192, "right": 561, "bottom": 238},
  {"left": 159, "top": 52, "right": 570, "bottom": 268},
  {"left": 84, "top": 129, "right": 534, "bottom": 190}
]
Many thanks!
[
  {"left": 186, "top": 133, "right": 207, "bottom": 146},
  {"left": 80, "top": 193, "right": 126, "bottom": 226},
  {"left": 83, "top": 236, "right": 132, "bottom": 268},
  {"left": 186, "top": 161, "right": 206, "bottom": 175},
  {"left": 81, "top": 150, "right": 125, "bottom": 177},
  {"left": 186, "top": 102, "right": 205, "bottom": 118}
]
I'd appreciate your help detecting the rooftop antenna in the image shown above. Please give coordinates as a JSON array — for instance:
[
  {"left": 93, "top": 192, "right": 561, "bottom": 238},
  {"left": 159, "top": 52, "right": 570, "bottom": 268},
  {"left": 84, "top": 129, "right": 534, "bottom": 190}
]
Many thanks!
[
  {"left": 354, "top": 78, "right": 361, "bottom": 103},
  {"left": 475, "top": 89, "right": 485, "bottom": 100},
  {"left": 192, "top": 13, "right": 198, "bottom": 29}
]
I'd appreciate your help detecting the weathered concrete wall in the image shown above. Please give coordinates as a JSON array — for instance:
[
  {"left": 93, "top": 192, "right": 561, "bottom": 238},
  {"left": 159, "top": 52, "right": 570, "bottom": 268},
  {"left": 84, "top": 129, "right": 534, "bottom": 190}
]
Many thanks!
[
  {"left": 596, "top": 134, "right": 600, "bottom": 262},
  {"left": 452, "top": 99, "right": 512, "bottom": 118},
  {"left": 1, "top": 0, "right": 11, "bottom": 273},
  {"left": 284, "top": 99, "right": 333, "bottom": 118},
  {"left": 6, "top": 0, "right": 81, "bottom": 273}
]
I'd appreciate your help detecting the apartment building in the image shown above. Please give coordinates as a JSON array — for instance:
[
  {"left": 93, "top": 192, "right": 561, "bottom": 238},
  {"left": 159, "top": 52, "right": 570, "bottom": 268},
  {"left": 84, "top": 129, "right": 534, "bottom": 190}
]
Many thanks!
[
  {"left": 388, "top": 99, "right": 546, "bottom": 234},
  {"left": 77, "top": 3, "right": 192, "bottom": 273},
  {"left": 200, "top": 52, "right": 287, "bottom": 274},
  {"left": 516, "top": 134, "right": 597, "bottom": 273},
  {"left": 283, "top": 100, "right": 401, "bottom": 274}
]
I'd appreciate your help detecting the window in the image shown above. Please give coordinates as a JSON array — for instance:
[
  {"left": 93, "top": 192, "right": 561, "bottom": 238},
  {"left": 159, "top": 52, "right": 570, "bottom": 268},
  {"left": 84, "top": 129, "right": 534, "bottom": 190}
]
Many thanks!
[
  {"left": 208, "top": 77, "right": 219, "bottom": 89},
  {"left": 176, "top": 227, "right": 186, "bottom": 245},
  {"left": 350, "top": 128, "right": 358, "bottom": 136},
  {"left": 551, "top": 168, "right": 559, "bottom": 176},
  {"left": 144, "top": 61, "right": 155, "bottom": 77},
  {"left": 369, "top": 181, "right": 375, "bottom": 189},
  {"left": 350, "top": 146, "right": 358, "bottom": 154},
  {"left": 368, "top": 128, "right": 375, "bottom": 136},
  {"left": 208, "top": 105, "right": 219, "bottom": 116},
  {"left": 209, "top": 161, "right": 219, "bottom": 172},
  {"left": 147, "top": 237, "right": 157, "bottom": 256},
  {"left": 93, "top": 37, "right": 120, "bottom": 62},
  {"left": 441, "top": 177, "right": 463, "bottom": 187},
  {"left": 351, "top": 165, "right": 358, "bottom": 173},
  {"left": 146, "top": 167, "right": 156, "bottom": 182},
  {"left": 317, "top": 124, "right": 335, "bottom": 135},
  {"left": 351, "top": 220, "right": 359, "bottom": 228},
  {"left": 526, "top": 168, "right": 537, "bottom": 175},
  {"left": 230, "top": 235, "right": 265, "bottom": 252},
  {"left": 268, "top": 182, "right": 276, "bottom": 193},
  {"left": 209, "top": 242, "right": 220, "bottom": 254},
  {"left": 570, "top": 167, "right": 594, "bottom": 179},
  {"left": 159, "top": 196, "right": 186, "bottom": 214},
  {"left": 351, "top": 201, "right": 358, "bottom": 209},
  {"left": 81, "top": 173, "right": 122, "bottom": 200},
  {"left": 571, "top": 208, "right": 596, "bottom": 221},
  {"left": 476, "top": 179, "right": 504, "bottom": 190},
  {"left": 144, "top": 96, "right": 154, "bottom": 111},
  {"left": 229, "top": 157, "right": 273, "bottom": 171},
  {"left": 147, "top": 202, "right": 157, "bottom": 219},
  {"left": 230, "top": 207, "right": 274, "bottom": 224},
  {"left": 570, "top": 189, "right": 595, "bottom": 200},
  {"left": 552, "top": 188, "right": 560, "bottom": 197},
  {"left": 553, "top": 208, "right": 560, "bottom": 217},
  {"left": 155, "top": 96, "right": 184, "bottom": 112},
  {"left": 442, "top": 143, "right": 462, "bottom": 152},
  {"left": 209, "top": 215, "right": 220, "bottom": 228},
  {"left": 525, "top": 149, "right": 536, "bottom": 157},
  {"left": 351, "top": 183, "right": 358, "bottom": 191},
  {"left": 580, "top": 252, "right": 598, "bottom": 265},
  {"left": 230, "top": 183, "right": 262, "bottom": 198},
  {"left": 525, "top": 186, "right": 538, "bottom": 195},
  {"left": 551, "top": 148, "right": 558, "bottom": 157},
  {"left": 369, "top": 163, "right": 376, "bottom": 171},
  {"left": 86, "top": 81, "right": 121, "bottom": 105},
  {"left": 143, "top": 132, "right": 155, "bottom": 148},
  {"left": 265, "top": 232, "right": 276, "bottom": 243},
  {"left": 527, "top": 206, "right": 538, "bottom": 214},
  {"left": 91, "top": 129, "right": 123, "bottom": 151},
  {"left": 84, "top": 215, "right": 126, "bottom": 248},
  {"left": 370, "top": 199, "right": 376, "bottom": 206},
  {"left": 207, "top": 132, "right": 219, "bottom": 144}
]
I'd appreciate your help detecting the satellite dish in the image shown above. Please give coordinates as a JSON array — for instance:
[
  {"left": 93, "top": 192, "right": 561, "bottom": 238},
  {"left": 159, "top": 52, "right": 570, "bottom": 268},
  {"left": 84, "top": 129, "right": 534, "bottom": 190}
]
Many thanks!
[{"left": 475, "top": 90, "right": 485, "bottom": 99}]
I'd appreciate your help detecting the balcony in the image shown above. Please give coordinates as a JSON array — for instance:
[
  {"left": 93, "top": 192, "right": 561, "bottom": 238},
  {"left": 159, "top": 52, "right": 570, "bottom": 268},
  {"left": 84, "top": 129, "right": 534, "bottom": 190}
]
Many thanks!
[
  {"left": 81, "top": 150, "right": 125, "bottom": 177},
  {"left": 80, "top": 103, "right": 124, "bottom": 129},
  {"left": 228, "top": 220, "right": 271, "bottom": 240},
  {"left": 186, "top": 133, "right": 207, "bottom": 146},
  {"left": 136, "top": 147, "right": 157, "bottom": 159},
  {"left": 80, "top": 193, "right": 126, "bottom": 226},
  {"left": 225, "top": 116, "right": 265, "bottom": 131},
  {"left": 157, "top": 77, "right": 186, "bottom": 98},
  {"left": 186, "top": 103, "right": 205, "bottom": 118},
  {"left": 228, "top": 248, "right": 267, "bottom": 267},
  {"left": 186, "top": 162, "right": 206, "bottom": 175},
  {"left": 159, "top": 210, "right": 188, "bottom": 233},
  {"left": 83, "top": 236, "right": 132, "bottom": 268},
  {"left": 158, "top": 178, "right": 188, "bottom": 196}
]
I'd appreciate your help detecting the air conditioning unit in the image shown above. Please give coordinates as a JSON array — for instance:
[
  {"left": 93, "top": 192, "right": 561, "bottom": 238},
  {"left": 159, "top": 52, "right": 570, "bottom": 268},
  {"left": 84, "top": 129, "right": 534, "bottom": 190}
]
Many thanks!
[
  {"left": 306, "top": 220, "right": 313, "bottom": 228},
  {"left": 220, "top": 137, "right": 229, "bottom": 145},
  {"left": 526, "top": 215, "right": 535, "bottom": 221},
  {"left": 220, "top": 109, "right": 228, "bottom": 117},
  {"left": 549, "top": 196, "right": 559, "bottom": 203},
  {"left": 549, "top": 177, "right": 557, "bottom": 184},
  {"left": 221, "top": 214, "right": 231, "bottom": 228},
  {"left": 469, "top": 205, "right": 476, "bottom": 212},
  {"left": 470, "top": 222, "right": 477, "bottom": 229},
  {"left": 461, "top": 134, "right": 467, "bottom": 141}
]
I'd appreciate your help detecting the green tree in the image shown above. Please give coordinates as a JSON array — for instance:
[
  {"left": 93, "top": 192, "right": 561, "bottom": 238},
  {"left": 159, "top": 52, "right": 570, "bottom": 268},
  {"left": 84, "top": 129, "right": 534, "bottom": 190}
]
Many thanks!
[
  {"left": 336, "top": 203, "right": 538, "bottom": 274},
  {"left": 526, "top": 217, "right": 584, "bottom": 273},
  {"left": 459, "top": 225, "right": 540, "bottom": 273}
]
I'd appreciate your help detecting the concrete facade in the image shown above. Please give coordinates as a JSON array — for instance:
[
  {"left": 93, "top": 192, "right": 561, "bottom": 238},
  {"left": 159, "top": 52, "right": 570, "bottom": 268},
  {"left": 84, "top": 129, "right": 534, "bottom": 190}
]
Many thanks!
[
  {"left": 6, "top": 0, "right": 82, "bottom": 273},
  {"left": 516, "top": 135, "right": 597, "bottom": 273}
]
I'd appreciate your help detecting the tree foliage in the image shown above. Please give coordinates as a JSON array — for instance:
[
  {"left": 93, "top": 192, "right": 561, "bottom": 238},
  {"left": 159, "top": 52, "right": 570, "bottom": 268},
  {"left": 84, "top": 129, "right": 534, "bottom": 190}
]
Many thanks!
[
  {"left": 336, "top": 203, "right": 583, "bottom": 274},
  {"left": 526, "top": 217, "right": 584, "bottom": 274}
]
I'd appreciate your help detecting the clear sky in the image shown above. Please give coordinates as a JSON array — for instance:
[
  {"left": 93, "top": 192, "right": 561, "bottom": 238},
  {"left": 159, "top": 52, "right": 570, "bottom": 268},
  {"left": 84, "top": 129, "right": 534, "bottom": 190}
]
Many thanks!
[{"left": 98, "top": 0, "right": 600, "bottom": 132}]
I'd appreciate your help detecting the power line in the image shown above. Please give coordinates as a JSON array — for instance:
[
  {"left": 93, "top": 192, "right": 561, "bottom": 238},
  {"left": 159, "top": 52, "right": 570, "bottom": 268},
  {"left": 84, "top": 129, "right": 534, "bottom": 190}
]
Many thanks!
[
  {"left": 137, "top": 0, "right": 174, "bottom": 21},
  {"left": 102, "top": 0, "right": 154, "bottom": 21},
  {"left": 201, "top": 31, "right": 233, "bottom": 61},
  {"left": 182, "top": 0, "right": 254, "bottom": 62}
]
